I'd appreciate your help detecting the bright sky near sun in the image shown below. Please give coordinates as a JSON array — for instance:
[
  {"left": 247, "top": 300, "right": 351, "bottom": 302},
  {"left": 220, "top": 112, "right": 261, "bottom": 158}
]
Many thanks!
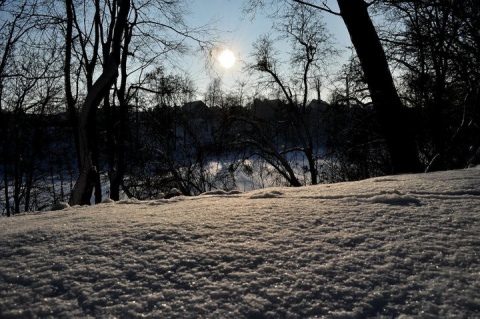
[
  {"left": 218, "top": 49, "right": 236, "bottom": 69},
  {"left": 187, "top": 0, "right": 351, "bottom": 100}
]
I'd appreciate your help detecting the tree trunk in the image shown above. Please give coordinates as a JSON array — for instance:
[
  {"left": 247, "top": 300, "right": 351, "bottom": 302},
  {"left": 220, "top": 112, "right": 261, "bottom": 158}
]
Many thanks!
[
  {"left": 0, "top": 95, "right": 11, "bottom": 216},
  {"left": 337, "top": 0, "right": 422, "bottom": 174},
  {"left": 69, "top": 0, "right": 131, "bottom": 205},
  {"left": 104, "top": 97, "right": 118, "bottom": 200},
  {"left": 13, "top": 126, "right": 21, "bottom": 215},
  {"left": 108, "top": 18, "right": 133, "bottom": 201},
  {"left": 64, "top": 0, "right": 81, "bottom": 170},
  {"left": 305, "top": 144, "right": 318, "bottom": 185}
]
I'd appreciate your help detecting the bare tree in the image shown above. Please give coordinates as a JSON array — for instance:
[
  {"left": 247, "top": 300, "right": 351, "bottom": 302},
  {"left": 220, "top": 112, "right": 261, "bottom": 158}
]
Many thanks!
[
  {"left": 97, "top": 0, "right": 215, "bottom": 203},
  {"left": 0, "top": 1, "right": 32, "bottom": 215},
  {"left": 334, "top": 0, "right": 421, "bottom": 174},
  {"left": 380, "top": 0, "right": 480, "bottom": 171},
  {"left": 245, "top": 3, "right": 334, "bottom": 185},
  {"left": 120, "top": 66, "right": 204, "bottom": 198},
  {"left": 0, "top": 0, "right": 61, "bottom": 215},
  {"left": 248, "top": 0, "right": 423, "bottom": 174},
  {"left": 67, "top": 0, "right": 130, "bottom": 205},
  {"left": 205, "top": 77, "right": 224, "bottom": 108},
  {"left": 63, "top": 0, "right": 80, "bottom": 172},
  {"left": 0, "top": 0, "right": 216, "bottom": 211}
]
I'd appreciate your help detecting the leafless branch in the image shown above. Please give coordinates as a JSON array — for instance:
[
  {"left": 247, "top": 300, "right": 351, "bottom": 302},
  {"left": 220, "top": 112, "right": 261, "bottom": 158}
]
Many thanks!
[{"left": 291, "top": 0, "right": 341, "bottom": 16}]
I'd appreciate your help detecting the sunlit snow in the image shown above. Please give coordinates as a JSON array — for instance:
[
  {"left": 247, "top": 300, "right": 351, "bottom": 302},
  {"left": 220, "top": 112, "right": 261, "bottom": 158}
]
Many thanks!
[{"left": 1, "top": 168, "right": 480, "bottom": 318}]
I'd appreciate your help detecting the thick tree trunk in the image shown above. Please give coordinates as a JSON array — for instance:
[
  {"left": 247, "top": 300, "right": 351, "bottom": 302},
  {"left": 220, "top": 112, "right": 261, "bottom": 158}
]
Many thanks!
[
  {"left": 108, "top": 20, "right": 132, "bottom": 201},
  {"left": 337, "top": 0, "right": 422, "bottom": 174},
  {"left": 69, "top": 57, "right": 120, "bottom": 206}
]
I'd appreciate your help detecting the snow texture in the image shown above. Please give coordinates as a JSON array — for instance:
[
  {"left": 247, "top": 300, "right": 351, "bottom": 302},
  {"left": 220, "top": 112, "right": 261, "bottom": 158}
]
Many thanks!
[{"left": 1, "top": 168, "right": 480, "bottom": 318}]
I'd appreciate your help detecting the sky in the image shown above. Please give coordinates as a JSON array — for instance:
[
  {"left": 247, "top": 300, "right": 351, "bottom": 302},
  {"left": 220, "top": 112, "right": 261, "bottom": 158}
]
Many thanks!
[
  {"left": 1, "top": 167, "right": 480, "bottom": 317},
  {"left": 186, "top": 0, "right": 352, "bottom": 101},
  {"left": 0, "top": 0, "right": 352, "bottom": 103}
]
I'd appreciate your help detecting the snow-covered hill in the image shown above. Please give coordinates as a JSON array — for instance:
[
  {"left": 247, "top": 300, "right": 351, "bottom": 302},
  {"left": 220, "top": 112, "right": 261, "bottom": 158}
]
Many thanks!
[{"left": 1, "top": 168, "right": 480, "bottom": 318}]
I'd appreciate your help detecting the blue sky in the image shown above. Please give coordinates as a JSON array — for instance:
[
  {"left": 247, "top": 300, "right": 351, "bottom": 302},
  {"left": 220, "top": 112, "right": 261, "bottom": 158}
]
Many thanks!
[{"left": 186, "top": 0, "right": 352, "bottom": 101}]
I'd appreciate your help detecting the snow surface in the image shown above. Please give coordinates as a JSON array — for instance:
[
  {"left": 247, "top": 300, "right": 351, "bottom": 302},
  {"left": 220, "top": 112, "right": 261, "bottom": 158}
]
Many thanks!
[{"left": 1, "top": 168, "right": 480, "bottom": 318}]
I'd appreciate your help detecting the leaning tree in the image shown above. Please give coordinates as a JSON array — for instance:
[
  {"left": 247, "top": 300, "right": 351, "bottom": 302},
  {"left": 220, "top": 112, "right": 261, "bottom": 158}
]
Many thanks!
[
  {"left": 64, "top": 0, "right": 213, "bottom": 205},
  {"left": 248, "top": 0, "right": 423, "bottom": 174}
]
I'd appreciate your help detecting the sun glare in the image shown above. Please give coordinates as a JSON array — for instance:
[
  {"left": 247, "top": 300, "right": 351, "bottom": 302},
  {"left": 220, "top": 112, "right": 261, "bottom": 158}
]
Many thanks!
[{"left": 218, "top": 49, "right": 236, "bottom": 69}]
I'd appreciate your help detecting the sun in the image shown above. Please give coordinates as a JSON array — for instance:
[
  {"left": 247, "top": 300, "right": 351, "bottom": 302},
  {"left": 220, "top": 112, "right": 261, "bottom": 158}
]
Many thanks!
[{"left": 218, "top": 49, "right": 236, "bottom": 69}]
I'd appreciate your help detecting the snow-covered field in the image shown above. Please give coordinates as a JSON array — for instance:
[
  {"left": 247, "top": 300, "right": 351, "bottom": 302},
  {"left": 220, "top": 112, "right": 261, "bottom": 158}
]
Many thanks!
[{"left": 1, "top": 168, "right": 480, "bottom": 318}]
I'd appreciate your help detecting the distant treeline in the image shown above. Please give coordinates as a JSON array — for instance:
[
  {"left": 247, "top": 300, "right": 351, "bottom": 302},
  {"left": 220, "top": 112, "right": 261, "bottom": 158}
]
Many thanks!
[{"left": 0, "top": 97, "right": 393, "bottom": 213}]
